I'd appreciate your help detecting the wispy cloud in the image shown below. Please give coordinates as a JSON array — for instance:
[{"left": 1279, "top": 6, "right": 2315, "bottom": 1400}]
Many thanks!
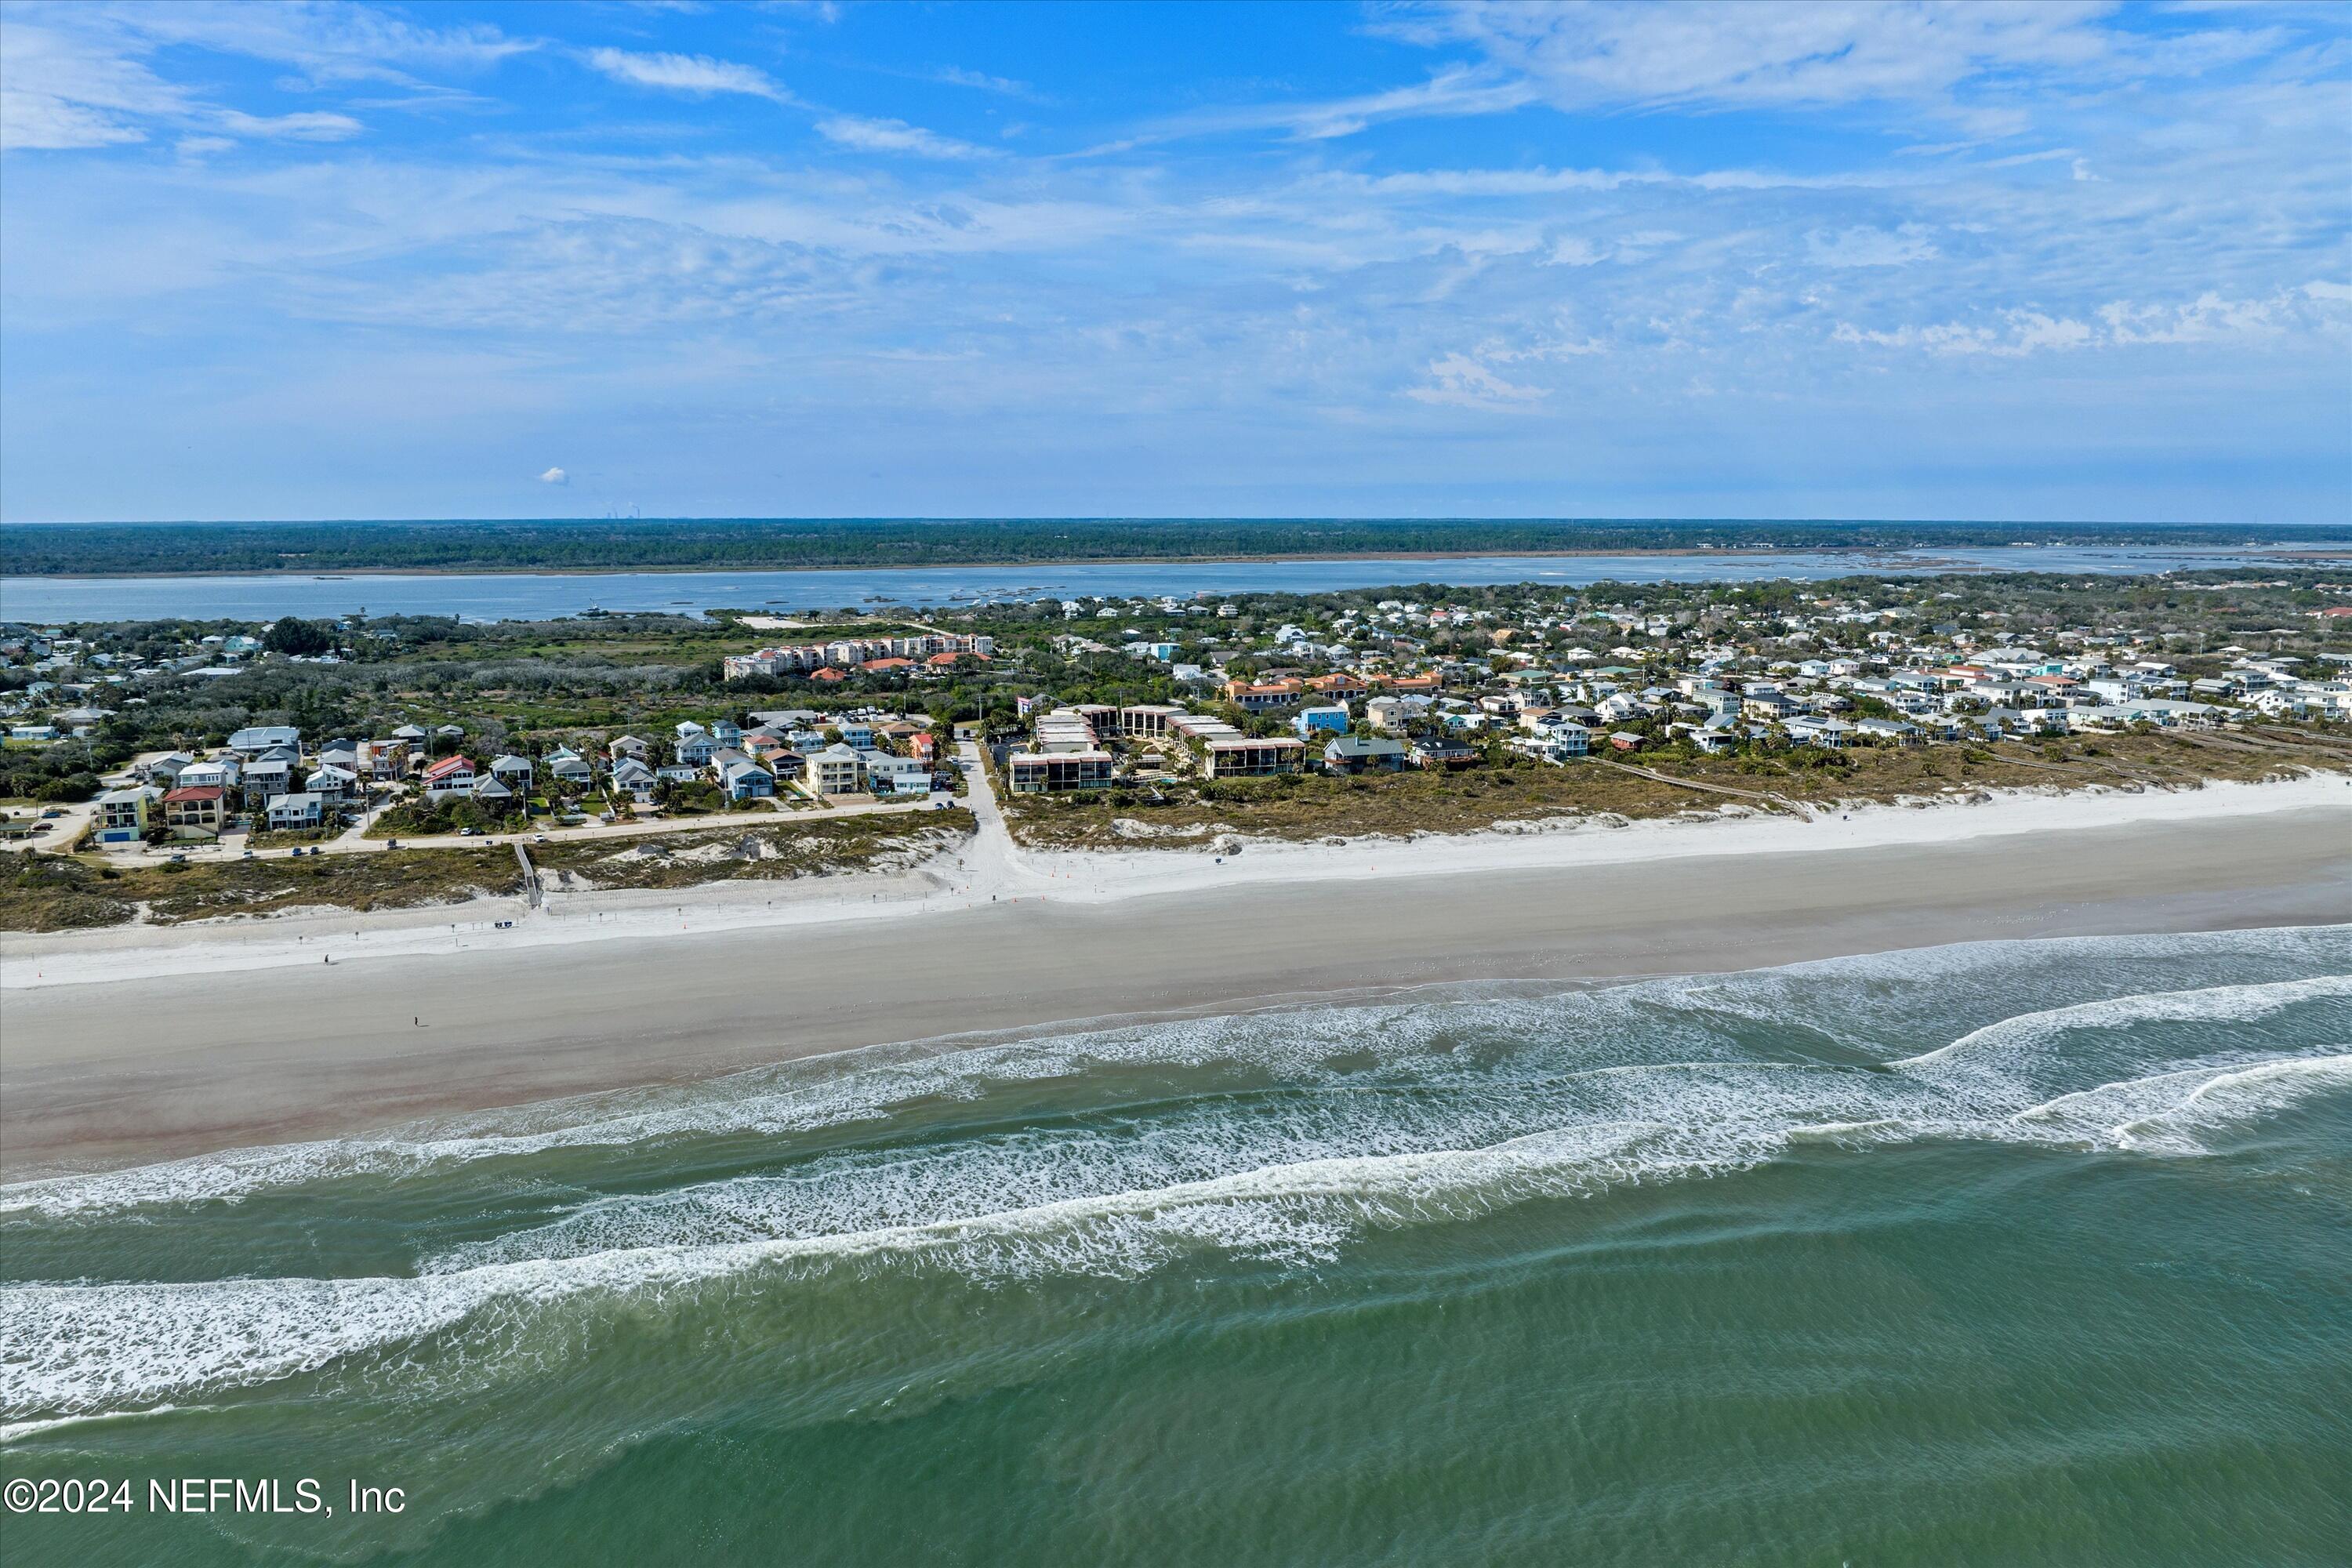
[
  {"left": 0, "top": 22, "right": 184, "bottom": 150},
  {"left": 934, "top": 66, "right": 1034, "bottom": 99},
  {"left": 1134, "top": 67, "right": 1536, "bottom": 146},
  {"left": 581, "top": 47, "right": 793, "bottom": 103},
  {"left": 1807, "top": 224, "right": 1939, "bottom": 268},
  {"left": 815, "top": 114, "right": 996, "bottom": 159},
  {"left": 1406, "top": 351, "right": 1549, "bottom": 408}
]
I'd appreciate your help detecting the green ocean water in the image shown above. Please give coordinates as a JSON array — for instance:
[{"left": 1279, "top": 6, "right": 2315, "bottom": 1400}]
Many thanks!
[{"left": 4, "top": 926, "right": 2349, "bottom": 1566}]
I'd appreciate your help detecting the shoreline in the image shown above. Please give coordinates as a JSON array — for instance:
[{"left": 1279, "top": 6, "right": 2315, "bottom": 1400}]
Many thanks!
[{"left": 2, "top": 775, "right": 2347, "bottom": 1178}]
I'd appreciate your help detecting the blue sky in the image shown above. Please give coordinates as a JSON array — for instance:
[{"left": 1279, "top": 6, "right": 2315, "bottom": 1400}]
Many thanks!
[{"left": 2, "top": 1, "right": 2347, "bottom": 524}]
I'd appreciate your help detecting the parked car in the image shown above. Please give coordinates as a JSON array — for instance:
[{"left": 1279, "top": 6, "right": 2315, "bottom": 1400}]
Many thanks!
[
  {"left": 38, "top": 808, "right": 65, "bottom": 819},
  {"left": 459, "top": 826, "right": 482, "bottom": 837}
]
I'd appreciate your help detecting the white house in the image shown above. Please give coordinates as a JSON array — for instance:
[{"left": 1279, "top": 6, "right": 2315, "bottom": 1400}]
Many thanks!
[
  {"left": 810, "top": 743, "right": 866, "bottom": 795},
  {"left": 265, "top": 792, "right": 325, "bottom": 830},
  {"left": 612, "top": 756, "right": 657, "bottom": 804}
]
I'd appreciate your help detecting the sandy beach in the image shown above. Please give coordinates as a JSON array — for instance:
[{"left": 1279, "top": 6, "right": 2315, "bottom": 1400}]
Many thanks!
[{"left": 2, "top": 772, "right": 2346, "bottom": 1178}]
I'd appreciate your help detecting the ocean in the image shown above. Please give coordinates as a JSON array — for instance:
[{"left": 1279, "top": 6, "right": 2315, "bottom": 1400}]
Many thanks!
[
  {"left": 3, "top": 925, "right": 2347, "bottom": 1566},
  {"left": 0, "top": 541, "right": 2332, "bottom": 622}
]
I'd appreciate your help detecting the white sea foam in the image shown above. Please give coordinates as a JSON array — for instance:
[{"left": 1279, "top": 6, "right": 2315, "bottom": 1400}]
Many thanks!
[
  {"left": 12, "top": 1033, "right": 2349, "bottom": 1423},
  {"left": 427, "top": 1060, "right": 1853, "bottom": 1270},
  {"left": 1891, "top": 974, "right": 2352, "bottom": 1068},
  {"left": 2111, "top": 1053, "right": 2352, "bottom": 1151},
  {"left": 0, "top": 1118, "right": 1794, "bottom": 1417}
]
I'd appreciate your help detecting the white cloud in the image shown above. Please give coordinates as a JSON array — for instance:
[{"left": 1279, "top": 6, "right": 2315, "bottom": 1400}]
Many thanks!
[
  {"left": 1138, "top": 67, "right": 1536, "bottom": 146},
  {"left": 213, "top": 108, "right": 363, "bottom": 142},
  {"left": 2098, "top": 291, "right": 2281, "bottom": 345},
  {"left": 581, "top": 48, "right": 791, "bottom": 102},
  {"left": 935, "top": 66, "right": 1033, "bottom": 98},
  {"left": 1388, "top": 1, "right": 2122, "bottom": 118},
  {"left": 0, "top": 21, "right": 184, "bottom": 151},
  {"left": 538, "top": 466, "right": 568, "bottom": 485},
  {"left": 1807, "top": 224, "right": 1939, "bottom": 268},
  {"left": 1406, "top": 351, "right": 1548, "bottom": 408},
  {"left": 0, "top": 8, "right": 515, "bottom": 151},
  {"left": 815, "top": 114, "right": 996, "bottom": 159},
  {"left": 107, "top": 3, "right": 535, "bottom": 86},
  {"left": 1839, "top": 288, "right": 2350, "bottom": 358}
]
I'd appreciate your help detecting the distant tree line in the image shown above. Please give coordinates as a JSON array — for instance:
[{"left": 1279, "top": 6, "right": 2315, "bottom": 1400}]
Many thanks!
[{"left": 3, "top": 517, "right": 2321, "bottom": 575}]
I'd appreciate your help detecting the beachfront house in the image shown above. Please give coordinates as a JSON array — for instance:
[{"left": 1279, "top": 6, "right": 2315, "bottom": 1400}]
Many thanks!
[
  {"left": 544, "top": 747, "right": 593, "bottom": 786},
  {"left": 93, "top": 786, "right": 158, "bottom": 846},
  {"left": 420, "top": 754, "right": 476, "bottom": 800},
  {"left": 1783, "top": 717, "right": 1853, "bottom": 749},
  {"left": 673, "top": 723, "right": 717, "bottom": 766},
  {"left": 265, "top": 792, "right": 325, "bottom": 831},
  {"left": 810, "top": 743, "right": 867, "bottom": 795},
  {"left": 162, "top": 784, "right": 227, "bottom": 837},
  {"left": 612, "top": 757, "right": 657, "bottom": 804},
  {"left": 711, "top": 747, "right": 775, "bottom": 801},
  {"left": 489, "top": 754, "right": 535, "bottom": 792},
  {"left": 865, "top": 754, "right": 934, "bottom": 797},
  {"left": 1410, "top": 737, "right": 1479, "bottom": 769},
  {"left": 1323, "top": 735, "right": 1408, "bottom": 774}
]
